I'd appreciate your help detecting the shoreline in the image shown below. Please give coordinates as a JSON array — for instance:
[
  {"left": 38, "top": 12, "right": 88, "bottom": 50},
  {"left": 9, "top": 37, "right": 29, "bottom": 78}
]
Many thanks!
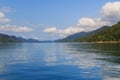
[{"left": 91, "top": 41, "right": 120, "bottom": 44}]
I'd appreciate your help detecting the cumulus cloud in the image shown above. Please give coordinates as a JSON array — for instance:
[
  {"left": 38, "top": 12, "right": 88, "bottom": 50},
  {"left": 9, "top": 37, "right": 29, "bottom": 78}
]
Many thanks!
[
  {"left": 101, "top": 1, "right": 120, "bottom": 24},
  {"left": 58, "top": 26, "right": 83, "bottom": 36},
  {"left": 43, "top": 1, "right": 120, "bottom": 37},
  {"left": 43, "top": 27, "right": 57, "bottom": 33},
  {"left": 43, "top": 26, "right": 83, "bottom": 37},
  {"left": 0, "top": 24, "right": 33, "bottom": 32},
  {"left": 77, "top": 18, "right": 109, "bottom": 31},
  {"left": 0, "top": 12, "right": 11, "bottom": 23},
  {"left": 43, "top": 17, "right": 108, "bottom": 36},
  {"left": 0, "top": 12, "right": 5, "bottom": 18}
]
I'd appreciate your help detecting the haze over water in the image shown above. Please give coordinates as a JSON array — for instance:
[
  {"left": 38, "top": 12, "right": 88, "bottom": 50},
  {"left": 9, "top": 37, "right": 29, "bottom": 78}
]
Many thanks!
[{"left": 0, "top": 43, "right": 120, "bottom": 80}]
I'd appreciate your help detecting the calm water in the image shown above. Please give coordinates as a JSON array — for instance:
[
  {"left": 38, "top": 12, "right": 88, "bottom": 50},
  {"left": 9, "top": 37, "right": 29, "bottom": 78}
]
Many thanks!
[{"left": 0, "top": 43, "right": 120, "bottom": 80}]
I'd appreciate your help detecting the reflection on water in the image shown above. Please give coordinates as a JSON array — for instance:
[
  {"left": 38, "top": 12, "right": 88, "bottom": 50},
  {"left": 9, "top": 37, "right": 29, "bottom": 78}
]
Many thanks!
[
  {"left": 63, "top": 43, "right": 120, "bottom": 80},
  {"left": 0, "top": 43, "right": 120, "bottom": 80}
]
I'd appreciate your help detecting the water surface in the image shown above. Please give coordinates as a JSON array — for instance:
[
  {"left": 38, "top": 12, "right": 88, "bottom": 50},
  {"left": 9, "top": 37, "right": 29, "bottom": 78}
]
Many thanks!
[{"left": 0, "top": 43, "right": 120, "bottom": 80}]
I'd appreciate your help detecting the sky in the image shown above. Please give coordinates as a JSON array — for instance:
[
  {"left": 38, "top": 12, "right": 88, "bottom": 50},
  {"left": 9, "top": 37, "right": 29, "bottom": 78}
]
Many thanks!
[{"left": 0, "top": 0, "right": 120, "bottom": 40}]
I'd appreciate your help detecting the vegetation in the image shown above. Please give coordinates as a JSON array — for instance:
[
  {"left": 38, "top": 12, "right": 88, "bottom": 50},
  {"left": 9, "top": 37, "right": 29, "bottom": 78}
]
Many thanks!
[
  {"left": 0, "top": 33, "right": 20, "bottom": 42},
  {"left": 56, "top": 26, "right": 110, "bottom": 42},
  {"left": 1, "top": 22, "right": 120, "bottom": 43},
  {"left": 0, "top": 33, "right": 40, "bottom": 43},
  {"left": 55, "top": 32, "right": 87, "bottom": 42},
  {"left": 56, "top": 21, "right": 120, "bottom": 43},
  {"left": 75, "top": 22, "right": 120, "bottom": 42}
]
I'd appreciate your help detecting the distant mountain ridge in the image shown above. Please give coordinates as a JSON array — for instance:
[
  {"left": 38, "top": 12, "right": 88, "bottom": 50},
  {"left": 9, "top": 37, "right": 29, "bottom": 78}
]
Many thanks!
[
  {"left": 0, "top": 33, "right": 20, "bottom": 42},
  {"left": 0, "top": 33, "right": 40, "bottom": 43},
  {"left": 1, "top": 22, "right": 120, "bottom": 43},
  {"left": 55, "top": 31, "right": 87, "bottom": 42},
  {"left": 16, "top": 37, "right": 40, "bottom": 43},
  {"left": 75, "top": 22, "right": 120, "bottom": 42},
  {"left": 55, "top": 26, "right": 110, "bottom": 42}
]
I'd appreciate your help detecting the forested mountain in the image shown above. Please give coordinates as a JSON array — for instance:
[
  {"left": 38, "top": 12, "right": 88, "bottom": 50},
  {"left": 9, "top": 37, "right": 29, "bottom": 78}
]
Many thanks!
[
  {"left": 55, "top": 31, "right": 87, "bottom": 42},
  {"left": 1, "top": 22, "right": 120, "bottom": 43},
  {"left": 56, "top": 22, "right": 120, "bottom": 43},
  {"left": 0, "top": 33, "right": 40, "bottom": 43},
  {"left": 16, "top": 37, "right": 40, "bottom": 43},
  {"left": 0, "top": 33, "right": 20, "bottom": 42},
  {"left": 55, "top": 26, "right": 109, "bottom": 42},
  {"left": 75, "top": 22, "right": 120, "bottom": 42}
]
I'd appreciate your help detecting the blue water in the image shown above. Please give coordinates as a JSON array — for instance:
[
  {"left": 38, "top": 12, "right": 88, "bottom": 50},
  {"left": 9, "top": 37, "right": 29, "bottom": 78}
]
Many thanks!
[{"left": 0, "top": 43, "right": 120, "bottom": 80}]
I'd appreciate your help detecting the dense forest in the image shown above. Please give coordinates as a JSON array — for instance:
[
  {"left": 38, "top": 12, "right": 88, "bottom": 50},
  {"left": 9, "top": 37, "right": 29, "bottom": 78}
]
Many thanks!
[
  {"left": 1, "top": 22, "right": 120, "bottom": 43},
  {"left": 56, "top": 21, "right": 120, "bottom": 43},
  {"left": 0, "top": 33, "right": 40, "bottom": 43},
  {"left": 0, "top": 33, "right": 20, "bottom": 42},
  {"left": 75, "top": 22, "right": 120, "bottom": 42}
]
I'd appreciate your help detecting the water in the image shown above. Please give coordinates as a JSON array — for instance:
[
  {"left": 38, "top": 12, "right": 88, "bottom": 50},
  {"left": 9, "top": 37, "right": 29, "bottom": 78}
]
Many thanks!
[{"left": 0, "top": 43, "right": 120, "bottom": 80}]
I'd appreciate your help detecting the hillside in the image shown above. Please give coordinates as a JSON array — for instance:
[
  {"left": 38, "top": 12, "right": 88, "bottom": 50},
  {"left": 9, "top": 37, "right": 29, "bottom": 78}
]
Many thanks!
[
  {"left": 55, "top": 31, "right": 87, "bottom": 42},
  {"left": 0, "top": 33, "right": 41, "bottom": 43},
  {"left": 75, "top": 22, "right": 120, "bottom": 42},
  {"left": 0, "top": 33, "right": 20, "bottom": 42},
  {"left": 55, "top": 26, "right": 109, "bottom": 42},
  {"left": 16, "top": 37, "right": 40, "bottom": 43}
]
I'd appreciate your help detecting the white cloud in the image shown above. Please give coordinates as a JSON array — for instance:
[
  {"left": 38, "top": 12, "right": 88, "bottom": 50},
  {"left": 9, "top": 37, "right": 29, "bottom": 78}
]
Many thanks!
[
  {"left": 43, "top": 26, "right": 83, "bottom": 37},
  {"left": 0, "top": 18, "right": 10, "bottom": 23},
  {"left": 101, "top": 1, "right": 120, "bottom": 24},
  {"left": 43, "top": 1, "right": 120, "bottom": 37},
  {"left": 0, "top": 12, "right": 5, "bottom": 18},
  {"left": 43, "top": 27, "right": 57, "bottom": 33},
  {"left": 58, "top": 26, "right": 83, "bottom": 36},
  {"left": 78, "top": 1, "right": 120, "bottom": 31},
  {"left": 77, "top": 17, "right": 109, "bottom": 31},
  {"left": 43, "top": 17, "right": 108, "bottom": 37},
  {"left": 104, "top": 76, "right": 120, "bottom": 80},
  {"left": 0, "top": 12, "right": 11, "bottom": 23},
  {"left": 0, "top": 24, "right": 33, "bottom": 32},
  {"left": 0, "top": 7, "right": 32, "bottom": 37}
]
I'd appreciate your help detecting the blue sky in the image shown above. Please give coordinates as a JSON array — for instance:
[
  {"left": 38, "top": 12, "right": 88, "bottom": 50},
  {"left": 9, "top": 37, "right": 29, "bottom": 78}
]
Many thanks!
[{"left": 0, "top": 0, "right": 120, "bottom": 40}]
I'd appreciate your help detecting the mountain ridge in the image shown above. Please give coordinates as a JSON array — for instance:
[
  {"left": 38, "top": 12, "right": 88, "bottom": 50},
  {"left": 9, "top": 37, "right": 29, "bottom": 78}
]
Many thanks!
[
  {"left": 0, "top": 33, "right": 41, "bottom": 43},
  {"left": 55, "top": 26, "right": 110, "bottom": 42},
  {"left": 75, "top": 22, "right": 120, "bottom": 42}
]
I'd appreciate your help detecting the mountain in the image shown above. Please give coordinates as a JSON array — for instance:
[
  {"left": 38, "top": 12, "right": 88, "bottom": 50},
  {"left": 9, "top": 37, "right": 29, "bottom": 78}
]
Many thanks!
[
  {"left": 0, "top": 33, "right": 20, "bottom": 42},
  {"left": 0, "top": 33, "right": 41, "bottom": 43},
  {"left": 55, "top": 26, "right": 109, "bottom": 42},
  {"left": 25, "top": 38, "right": 41, "bottom": 43},
  {"left": 75, "top": 22, "right": 120, "bottom": 42},
  {"left": 16, "top": 37, "right": 26, "bottom": 42},
  {"left": 55, "top": 31, "right": 87, "bottom": 42},
  {"left": 87, "top": 26, "right": 109, "bottom": 35}
]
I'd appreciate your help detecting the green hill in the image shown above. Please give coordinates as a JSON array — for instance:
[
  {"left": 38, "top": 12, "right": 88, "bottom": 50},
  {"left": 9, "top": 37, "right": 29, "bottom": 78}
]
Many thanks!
[
  {"left": 55, "top": 26, "right": 109, "bottom": 42},
  {"left": 0, "top": 33, "right": 41, "bottom": 43},
  {"left": 75, "top": 22, "right": 120, "bottom": 43},
  {"left": 55, "top": 31, "right": 87, "bottom": 42},
  {"left": 0, "top": 33, "right": 20, "bottom": 42}
]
